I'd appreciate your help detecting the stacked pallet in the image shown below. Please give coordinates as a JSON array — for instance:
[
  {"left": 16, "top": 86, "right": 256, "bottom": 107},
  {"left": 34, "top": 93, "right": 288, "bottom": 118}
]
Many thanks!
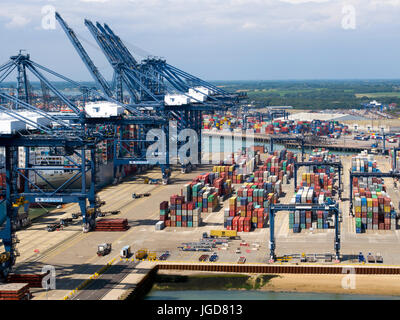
[
  {"left": 7, "top": 273, "right": 48, "bottom": 288},
  {"left": 0, "top": 283, "right": 30, "bottom": 300},
  {"left": 95, "top": 218, "right": 129, "bottom": 231}
]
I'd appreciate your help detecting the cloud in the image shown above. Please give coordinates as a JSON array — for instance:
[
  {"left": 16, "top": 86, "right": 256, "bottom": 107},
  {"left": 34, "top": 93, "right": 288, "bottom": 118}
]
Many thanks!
[
  {"left": 5, "top": 15, "right": 30, "bottom": 29},
  {"left": 279, "top": 0, "right": 331, "bottom": 3},
  {"left": 80, "top": 0, "right": 109, "bottom": 2}
]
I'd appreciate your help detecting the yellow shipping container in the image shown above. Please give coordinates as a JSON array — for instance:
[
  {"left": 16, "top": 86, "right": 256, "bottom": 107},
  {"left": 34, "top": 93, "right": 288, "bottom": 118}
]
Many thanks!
[
  {"left": 355, "top": 206, "right": 361, "bottom": 213},
  {"left": 384, "top": 206, "right": 391, "bottom": 213},
  {"left": 210, "top": 230, "right": 237, "bottom": 238},
  {"left": 367, "top": 199, "right": 373, "bottom": 207}
]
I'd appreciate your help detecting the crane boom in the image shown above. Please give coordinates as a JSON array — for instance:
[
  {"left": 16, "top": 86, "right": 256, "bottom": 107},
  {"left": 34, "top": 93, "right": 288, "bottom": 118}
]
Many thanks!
[{"left": 55, "top": 12, "right": 113, "bottom": 98}]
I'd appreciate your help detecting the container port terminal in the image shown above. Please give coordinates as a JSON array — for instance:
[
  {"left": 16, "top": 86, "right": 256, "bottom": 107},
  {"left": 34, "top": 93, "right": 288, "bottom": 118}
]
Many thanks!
[{"left": 1, "top": 13, "right": 400, "bottom": 300}]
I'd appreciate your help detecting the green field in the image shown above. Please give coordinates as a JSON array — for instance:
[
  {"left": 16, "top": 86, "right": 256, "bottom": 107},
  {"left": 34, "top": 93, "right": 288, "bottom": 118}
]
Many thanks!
[
  {"left": 213, "top": 80, "right": 400, "bottom": 110},
  {"left": 355, "top": 92, "right": 400, "bottom": 98}
]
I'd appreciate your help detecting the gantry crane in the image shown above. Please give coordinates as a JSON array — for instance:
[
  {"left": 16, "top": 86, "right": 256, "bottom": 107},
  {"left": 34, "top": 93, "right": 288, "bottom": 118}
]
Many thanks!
[
  {"left": 268, "top": 203, "right": 341, "bottom": 262},
  {"left": 56, "top": 13, "right": 241, "bottom": 175}
]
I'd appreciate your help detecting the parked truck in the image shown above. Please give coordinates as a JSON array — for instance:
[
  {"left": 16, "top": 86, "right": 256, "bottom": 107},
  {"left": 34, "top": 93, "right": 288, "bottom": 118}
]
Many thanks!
[
  {"left": 135, "top": 249, "right": 148, "bottom": 260},
  {"left": 97, "top": 243, "right": 112, "bottom": 257},
  {"left": 120, "top": 245, "right": 131, "bottom": 258},
  {"left": 148, "top": 252, "right": 157, "bottom": 260}
]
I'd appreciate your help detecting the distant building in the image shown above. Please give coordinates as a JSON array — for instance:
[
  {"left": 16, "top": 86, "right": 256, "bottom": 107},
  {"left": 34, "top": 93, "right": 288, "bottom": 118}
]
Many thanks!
[{"left": 362, "top": 100, "right": 383, "bottom": 111}]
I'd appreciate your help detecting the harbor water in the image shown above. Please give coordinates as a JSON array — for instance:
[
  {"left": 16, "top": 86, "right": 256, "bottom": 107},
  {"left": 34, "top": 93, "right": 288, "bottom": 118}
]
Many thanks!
[{"left": 202, "top": 136, "right": 354, "bottom": 156}]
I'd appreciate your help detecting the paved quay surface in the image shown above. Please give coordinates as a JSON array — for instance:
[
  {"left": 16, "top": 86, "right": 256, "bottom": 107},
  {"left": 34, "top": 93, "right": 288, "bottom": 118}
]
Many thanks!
[{"left": 9, "top": 153, "right": 400, "bottom": 300}]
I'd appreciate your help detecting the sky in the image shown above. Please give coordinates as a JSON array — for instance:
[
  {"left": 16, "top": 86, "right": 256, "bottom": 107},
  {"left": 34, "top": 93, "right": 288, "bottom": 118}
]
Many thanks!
[{"left": 1, "top": 0, "right": 400, "bottom": 81}]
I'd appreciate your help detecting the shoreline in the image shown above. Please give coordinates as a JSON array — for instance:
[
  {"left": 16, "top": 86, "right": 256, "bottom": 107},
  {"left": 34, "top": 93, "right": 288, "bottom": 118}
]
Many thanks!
[{"left": 151, "top": 271, "right": 400, "bottom": 297}]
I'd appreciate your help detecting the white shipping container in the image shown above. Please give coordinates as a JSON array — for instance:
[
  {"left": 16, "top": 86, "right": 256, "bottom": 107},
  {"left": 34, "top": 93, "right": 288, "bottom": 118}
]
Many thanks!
[
  {"left": 0, "top": 119, "right": 26, "bottom": 134},
  {"left": 165, "top": 94, "right": 190, "bottom": 106},
  {"left": 85, "top": 101, "right": 124, "bottom": 117}
]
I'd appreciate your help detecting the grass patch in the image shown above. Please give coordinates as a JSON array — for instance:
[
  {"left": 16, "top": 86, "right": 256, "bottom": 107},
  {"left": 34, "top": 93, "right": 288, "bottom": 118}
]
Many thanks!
[
  {"left": 151, "top": 274, "right": 278, "bottom": 291},
  {"left": 355, "top": 92, "right": 400, "bottom": 98}
]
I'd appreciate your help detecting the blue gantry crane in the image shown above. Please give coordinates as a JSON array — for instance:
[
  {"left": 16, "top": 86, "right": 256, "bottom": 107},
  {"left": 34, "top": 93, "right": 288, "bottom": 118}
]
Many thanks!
[
  {"left": 268, "top": 203, "right": 341, "bottom": 262},
  {"left": 56, "top": 13, "right": 241, "bottom": 175},
  {"left": 0, "top": 50, "right": 170, "bottom": 277},
  {"left": 56, "top": 13, "right": 173, "bottom": 183}
]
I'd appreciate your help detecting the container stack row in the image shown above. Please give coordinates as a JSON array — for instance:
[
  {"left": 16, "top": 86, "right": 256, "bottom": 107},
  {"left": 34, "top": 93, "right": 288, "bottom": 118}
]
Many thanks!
[
  {"left": 224, "top": 198, "right": 268, "bottom": 231},
  {"left": 351, "top": 152, "right": 378, "bottom": 173},
  {"left": 253, "top": 150, "right": 295, "bottom": 182},
  {"left": 390, "top": 149, "right": 400, "bottom": 171},
  {"left": 289, "top": 210, "right": 331, "bottom": 233},
  {"left": 299, "top": 173, "right": 334, "bottom": 198},
  {"left": 235, "top": 155, "right": 259, "bottom": 176},
  {"left": 223, "top": 185, "right": 275, "bottom": 232},
  {"left": 288, "top": 187, "right": 333, "bottom": 232},
  {"left": 202, "top": 113, "right": 351, "bottom": 137},
  {"left": 159, "top": 161, "right": 242, "bottom": 228},
  {"left": 212, "top": 165, "right": 244, "bottom": 184},
  {"left": 353, "top": 193, "right": 396, "bottom": 232},
  {"left": 309, "top": 148, "right": 339, "bottom": 162},
  {"left": 351, "top": 152, "right": 398, "bottom": 233},
  {"left": 161, "top": 197, "right": 202, "bottom": 228}
]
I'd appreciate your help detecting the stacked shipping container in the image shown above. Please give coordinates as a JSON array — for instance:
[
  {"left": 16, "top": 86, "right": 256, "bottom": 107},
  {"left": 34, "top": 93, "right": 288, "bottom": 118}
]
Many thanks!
[
  {"left": 352, "top": 152, "right": 398, "bottom": 233},
  {"left": 289, "top": 187, "right": 332, "bottom": 232},
  {"left": 202, "top": 114, "right": 351, "bottom": 137},
  {"left": 224, "top": 193, "right": 270, "bottom": 231},
  {"left": 252, "top": 150, "right": 295, "bottom": 184}
]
